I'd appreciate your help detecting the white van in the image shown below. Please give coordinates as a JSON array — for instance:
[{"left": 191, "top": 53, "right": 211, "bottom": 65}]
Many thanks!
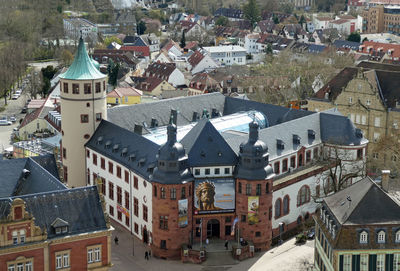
[{"left": 0, "top": 119, "right": 12, "bottom": 126}]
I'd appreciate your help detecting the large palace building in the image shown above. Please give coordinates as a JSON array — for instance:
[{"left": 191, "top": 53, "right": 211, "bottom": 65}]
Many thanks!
[{"left": 61, "top": 39, "right": 368, "bottom": 259}]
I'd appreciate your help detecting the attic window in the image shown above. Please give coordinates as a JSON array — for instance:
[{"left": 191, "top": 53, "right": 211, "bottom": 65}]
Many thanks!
[
  {"left": 105, "top": 140, "right": 112, "bottom": 149},
  {"left": 97, "top": 136, "right": 103, "bottom": 145},
  {"left": 308, "top": 130, "right": 316, "bottom": 140},
  {"left": 113, "top": 144, "right": 119, "bottom": 152},
  {"left": 277, "top": 140, "right": 285, "bottom": 150},
  {"left": 138, "top": 158, "right": 146, "bottom": 166},
  {"left": 121, "top": 148, "right": 128, "bottom": 157},
  {"left": 129, "top": 154, "right": 136, "bottom": 161},
  {"left": 293, "top": 134, "right": 301, "bottom": 145}
]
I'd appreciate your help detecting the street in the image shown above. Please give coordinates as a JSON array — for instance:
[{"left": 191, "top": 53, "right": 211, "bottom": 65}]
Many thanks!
[{"left": 111, "top": 222, "right": 314, "bottom": 271}]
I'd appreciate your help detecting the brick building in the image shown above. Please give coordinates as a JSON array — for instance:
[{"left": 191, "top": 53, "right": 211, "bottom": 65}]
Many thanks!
[
  {"left": 362, "top": 4, "right": 400, "bottom": 35},
  {"left": 314, "top": 175, "right": 400, "bottom": 271},
  {"left": 0, "top": 156, "right": 112, "bottom": 270}
]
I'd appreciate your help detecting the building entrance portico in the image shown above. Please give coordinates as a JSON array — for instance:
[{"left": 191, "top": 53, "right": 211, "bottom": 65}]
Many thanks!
[{"left": 207, "top": 219, "right": 220, "bottom": 238}]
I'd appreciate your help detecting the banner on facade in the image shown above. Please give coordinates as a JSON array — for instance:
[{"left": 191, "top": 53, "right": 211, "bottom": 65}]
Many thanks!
[
  {"left": 178, "top": 199, "right": 188, "bottom": 227},
  {"left": 117, "top": 205, "right": 130, "bottom": 218},
  {"left": 248, "top": 196, "right": 259, "bottom": 224},
  {"left": 194, "top": 179, "right": 235, "bottom": 214}
]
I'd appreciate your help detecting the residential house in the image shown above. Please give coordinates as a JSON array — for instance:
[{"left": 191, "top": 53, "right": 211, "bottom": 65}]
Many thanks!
[
  {"left": 328, "top": 19, "right": 353, "bottom": 35},
  {"left": 347, "top": 0, "right": 365, "bottom": 11},
  {"left": 143, "top": 62, "right": 185, "bottom": 87},
  {"left": 255, "top": 20, "right": 277, "bottom": 34},
  {"left": 92, "top": 49, "right": 137, "bottom": 70},
  {"left": 203, "top": 46, "right": 247, "bottom": 66},
  {"left": 187, "top": 50, "right": 220, "bottom": 74},
  {"left": 244, "top": 33, "right": 261, "bottom": 54},
  {"left": 214, "top": 8, "right": 243, "bottom": 21},
  {"left": 311, "top": 28, "right": 341, "bottom": 44},
  {"left": 161, "top": 39, "right": 182, "bottom": 59},
  {"left": 314, "top": 175, "right": 400, "bottom": 271},
  {"left": 0, "top": 156, "right": 112, "bottom": 271},
  {"left": 291, "top": 42, "right": 327, "bottom": 54},
  {"left": 179, "top": 21, "right": 205, "bottom": 39},
  {"left": 333, "top": 40, "right": 361, "bottom": 54},
  {"left": 358, "top": 41, "right": 400, "bottom": 63},
  {"left": 281, "top": 24, "right": 309, "bottom": 42},
  {"left": 188, "top": 73, "right": 221, "bottom": 95},
  {"left": 134, "top": 76, "right": 176, "bottom": 97},
  {"left": 153, "top": 50, "right": 174, "bottom": 63},
  {"left": 306, "top": 62, "right": 400, "bottom": 174},
  {"left": 114, "top": 9, "right": 137, "bottom": 35},
  {"left": 141, "top": 33, "right": 160, "bottom": 53},
  {"left": 256, "top": 34, "right": 294, "bottom": 54},
  {"left": 107, "top": 87, "right": 142, "bottom": 106}
]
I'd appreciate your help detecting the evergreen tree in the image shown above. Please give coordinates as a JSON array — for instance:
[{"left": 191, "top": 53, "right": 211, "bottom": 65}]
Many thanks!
[
  {"left": 243, "top": 0, "right": 261, "bottom": 28},
  {"left": 347, "top": 32, "right": 361, "bottom": 43},
  {"left": 137, "top": 21, "right": 146, "bottom": 35},
  {"left": 180, "top": 30, "right": 186, "bottom": 49}
]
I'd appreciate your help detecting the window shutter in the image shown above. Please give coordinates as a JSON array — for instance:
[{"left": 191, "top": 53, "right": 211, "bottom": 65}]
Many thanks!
[
  {"left": 353, "top": 255, "right": 360, "bottom": 271},
  {"left": 369, "top": 254, "right": 377, "bottom": 271},
  {"left": 386, "top": 254, "right": 393, "bottom": 271},
  {"left": 339, "top": 255, "right": 344, "bottom": 271}
]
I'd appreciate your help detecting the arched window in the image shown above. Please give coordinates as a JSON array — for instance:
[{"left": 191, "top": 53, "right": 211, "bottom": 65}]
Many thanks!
[
  {"left": 360, "top": 231, "right": 368, "bottom": 244},
  {"left": 377, "top": 230, "right": 386, "bottom": 243},
  {"left": 283, "top": 195, "right": 289, "bottom": 215},
  {"left": 275, "top": 198, "right": 281, "bottom": 218},
  {"left": 396, "top": 230, "right": 400, "bottom": 243},
  {"left": 297, "top": 185, "right": 310, "bottom": 206}
]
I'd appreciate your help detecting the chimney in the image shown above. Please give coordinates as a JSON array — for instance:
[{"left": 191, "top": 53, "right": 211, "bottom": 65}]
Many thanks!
[
  {"left": 169, "top": 109, "right": 178, "bottom": 125},
  {"left": 134, "top": 124, "right": 143, "bottom": 134},
  {"left": 22, "top": 169, "right": 30, "bottom": 178},
  {"left": 382, "top": 170, "right": 391, "bottom": 192}
]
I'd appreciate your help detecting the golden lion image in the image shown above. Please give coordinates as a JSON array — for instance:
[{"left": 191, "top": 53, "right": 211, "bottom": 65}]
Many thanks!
[{"left": 195, "top": 181, "right": 222, "bottom": 211}]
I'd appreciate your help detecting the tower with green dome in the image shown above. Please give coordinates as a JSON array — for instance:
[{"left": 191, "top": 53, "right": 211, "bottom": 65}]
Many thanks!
[{"left": 60, "top": 37, "right": 107, "bottom": 188}]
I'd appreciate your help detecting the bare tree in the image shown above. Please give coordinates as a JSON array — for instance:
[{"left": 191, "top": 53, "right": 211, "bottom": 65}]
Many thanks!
[{"left": 26, "top": 70, "right": 43, "bottom": 99}]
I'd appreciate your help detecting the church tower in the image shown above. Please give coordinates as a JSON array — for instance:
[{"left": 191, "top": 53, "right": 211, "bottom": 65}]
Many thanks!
[{"left": 60, "top": 37, "right": 107, "bottom": 188}]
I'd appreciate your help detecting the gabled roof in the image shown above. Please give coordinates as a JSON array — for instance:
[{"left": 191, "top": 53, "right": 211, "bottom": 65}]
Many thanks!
[
  {"left": 123, "top": 36, "right": 147, "bottom": 46},
  {"left": 0, "top": 156, "right": 65, "bottom": 198},
  {"left": 107, "top": 87, "right": 142, "bottom": 98},
  {"left": 120, "top": 46, "right": 150, "bottom": 57},
  {"left": 85, "top": 120, "right": 159, "bottom": 180},
  {"left": 214, "top": 8, "right": 243, "bottom": 19},
  {"left": 324, "top": 177, "right": 400, "bottom": 225},
  {"left": 180, "top": 119, "right": 237, "bottom": 166},
  {"left": 135, "top": 76, "right": 165, "bottom": 92},
  {"left": 0, "top": 186, "right": 108, "bottom": 238},
  {"left": 188, "top": 50, "right": 205, "bottom": 67},
  {"left": 333, "top": 40, "right": 360, "bottom": 50},
  {"left": 59, "top": 37, "right": 106, "bottom": 80},
  {"left": 144, "top": 62, "right": 176, "bottom": 79}
]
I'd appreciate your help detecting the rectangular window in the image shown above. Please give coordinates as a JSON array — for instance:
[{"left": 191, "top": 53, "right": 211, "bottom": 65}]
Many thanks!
[
  {"left": 87, "top": 150, "right": 90, "bottom": 158},
  {"left": 117, "top": 166, "right": 121, "bottom": 178},
  {"left": 117, "top": 186, "right": 122, "bottom": 205},
  {"left": 63, "top": 166, "right": 68, "bottom": 182},
  {"left": 95, "top": 82, "right": 101, "bottom": 93},
  {"left": 161, "top": 240, "right": 167, "bottom": 249},
  {"left": 205, "top": 168, "right": 210, "bottom": 175},
  {"left": 161, "top": 187, "right": 166, "bottom": 199},
  {"left": 377, "top": 254, "right": 385, "bottom": 271},
  {"left": 375, "top": 117, "right": 381, "bottom": 127},
  {"left": 274, "top": 162, "right": 280, "bottom": 174},
  {"left": 125, "top": 191, "right": 129, "bottom": 209},
  {"left": 108, "top": 181, "right": 114, "bottom": 200},
  {"left": 125, "top": 215, "right": 130, "bottom": 227},
  {"left": 306, "top": 150, "right": 311, "bottom": 163},
  {"left": 154, "top": 186, "right": 157, "bottom": 197},
  {"left": 241, "top": 215, "right": 246, "bottom": 222},
  {"left": 63, "top": 148, "right": 66, "bottom": 159},
  {"left": 143, "top": 205, "right": 148, "bottom": 222},
  {"left": 224, "top": 167, "right": 230, "bottom": 174},
  {"left": 256, "top": 184, "right": 261, "bottom": 195},
  {"left": 246, "top": 184, "right": 251, "bottom": 195},
  {"left": 282, "top": 159, "right": 288, "bottom": 172},
  {"left": 93, "top": 153, "right": 97, "bottom": 165},
  {"left": 117, "top": 210, "right": 122, "bottom": 221},
  {"left": 290, "top": 156, "right": 296, "bottom": 168},
  {"left": 181, "top": 187, "right": 186, "bottom": 199},
  {"left": 63, "top": 253, "right": 69, "bottom": 267},
  {"left": 63, "top": 82, "right": 68, "bottom": 93},
  {"left": 238, "top": 182, "right": 242, "bottom": 194},
  {"left": 214, "top": 168, "right": 220, "bottom": 175},
  {"left": 360, "top": 254, "right": 368, "bottom": 271},
  {"left": 343, "top": 254, "right": 352, "bottom": 271},
  {"left": 84, "top": 83, "right": 91, "bottom": 94},
  {"left": 81, "top": 114, "right": 89, "bottom": 123},
  {"left": 160, "top": 215, "right": 168, "bottom": 230},
  {"left": 25, "top": 262, "right": 32, "bottom": 271},
  {"left": 194, "top": 169, "right": 200, "bottom": 175},
  {"left": 109, "top": 205, "right": 114, "bottom": 216},
  {"left": 134, "top": 176, "right": 138, "bottom": 189},
  {"left": 170, "top": 188, "right": 176, "bottom": 199},
  {"left": 72, "top": 83, "right": 79, "bottom": 94},
  {"left": 266, "top": 183, "right": 269, "bottom": 193},
  {"left": 134, "top": 223, "right": 138, "bottom": 234},
  {"left": 96, "top": 113, "right": 102, "bottom": 122},
  {"left": 108, "top": 162, "right": 113, "bottom": 174},
  {"left": 124, "top": 170, "right": 129, "bottom": 183},
  {"left": 56, "top": 255, "right": 62, "bottom": 269},
  {"left": 134, "top": 197, "right": 138, "bottom": 216},
  {"left": 94, "top": 247, "right": 101, "bottom": 262},
  {"left": 87, "top": 249, "right": 93, "bottom": 263}
]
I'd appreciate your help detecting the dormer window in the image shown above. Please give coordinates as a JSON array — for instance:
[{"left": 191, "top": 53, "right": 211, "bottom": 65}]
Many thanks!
[
  {"left": 52, "top": 218, "right": 69, "bottom": 235},
  {"left": 308, "top": 130, "right": 315, "bottom": 140},
  {"left": 396, "top": 230, "right": 400, "bottom": 243},
  {"left": 377, "top": 230, "right": 386, "bottom": 243},
  {"left": 277, "top": 140, "right": 285, "bottom": 150},
  {"left": 293, "top": 135, "right": 301, "bottom": 145},
  {"left": 360, "top": 231, "right": 368, "bottom": 244}
]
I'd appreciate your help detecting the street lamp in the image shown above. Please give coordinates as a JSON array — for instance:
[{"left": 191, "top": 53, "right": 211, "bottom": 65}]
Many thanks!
[{"left": 279, "top": 222, "right": 284, "bottom": 245}]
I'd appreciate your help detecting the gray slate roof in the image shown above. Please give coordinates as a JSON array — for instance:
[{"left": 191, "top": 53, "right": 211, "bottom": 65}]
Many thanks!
[
  {"left": 0, "top": 186, "right": 107, "bottom": 238},
  {"left": 180, "top": 119, "right": 237, "bottom": 167},
  {"left": 85, "top": 120, "right": 159, "bottom": 180},
  {"left": 0, "top": 156, "right": 65, "bottom": 198},
  {"left": 107, "top": 93, "right": 314, "bottom": 134},
  {"left": 324, "top": 177, "right": 400, "bottom": 225}
]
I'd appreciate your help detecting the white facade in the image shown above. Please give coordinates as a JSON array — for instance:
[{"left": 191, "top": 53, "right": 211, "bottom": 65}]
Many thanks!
[
  {"left": 86, "top": 149, "right": 153, "bottom": 241},
  {"left": 191, "top": 54, "right": 220, "bottom": 75},
  {"left": 167, "top": 68, "right": 186, "bottom": 87},
  {"left": 313, "top": 17, "right": 333, "bottom": 30},
  {"left": 203, "top": 46, "right": 247, "bottom": 66},
  {"left": 244, "top": 34, "right": 260, "bottom": 54},
  {"left": 328, "top": 20, "right": 352, "bottom": 35}
]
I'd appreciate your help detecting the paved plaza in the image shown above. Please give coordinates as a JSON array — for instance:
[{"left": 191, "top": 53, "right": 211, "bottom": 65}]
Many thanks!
[{"left": 110, "top": 222, "right": 314, "bottom": 271}]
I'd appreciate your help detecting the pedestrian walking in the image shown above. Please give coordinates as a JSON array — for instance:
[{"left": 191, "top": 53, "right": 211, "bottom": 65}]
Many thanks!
[
  {"left": 224, "top": 240, "right": 228, "bottom": 250},
  {"left": 114, "top": 236, "right": 119, "bottom": 245},
  {"left": 148, "top": 250, "right": 151, "bottom": 258},
  {"left": 145, "top": 251, "right": 149, "bottom": 260},
  {"left": 206, "top": 238, "right": 209, "bottom": 247}
]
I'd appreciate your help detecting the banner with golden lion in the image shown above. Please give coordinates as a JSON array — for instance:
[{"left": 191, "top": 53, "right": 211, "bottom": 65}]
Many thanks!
[{"left": 194, "top": 179, "right": 235, "bottom": 214}]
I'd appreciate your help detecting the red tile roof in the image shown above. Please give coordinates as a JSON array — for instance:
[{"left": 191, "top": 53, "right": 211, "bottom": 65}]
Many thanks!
[
  {"left": 162, "top": 40, "right": 181, "bottom": 52},
  {"left": 135, "top": 77, "right": 165, "bottom": 92},
  {"left": 180, "top": 21, "right": 198, "bottom": 32},
  {"left": 359, "top": 41, "right": 400, "bottom": 59},
  {"left": 107, "top": 87, "right": 142, "bottom": 98},
  {"left": 20, "top": 106, "right": 43, "bottom": 128},
  {"left": 185, "top": 41, "right": 198, "bottom": 50},
  {"left": 120, "top": 46, "right": 150, "bottom": 57},
  {"left": 144, "top": 62, "right": 176, "bottom": 80},
  {"left": 188, "top": 51, "right": 205, "bottom": 67}
]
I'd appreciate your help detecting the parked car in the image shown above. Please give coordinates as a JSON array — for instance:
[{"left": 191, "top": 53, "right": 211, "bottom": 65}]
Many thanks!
[
  {"left": 21, "top": 106, "right": 27, "bottom": 113},
  {"left": 9, "top": 116, "right": 16, "bottom": 123},
  {"left": 0, "top": 119, "right": 12, "bottom": 126},
  {"left": 12, "top": 94, "right": 20, "bottom": 100},
  {"left": 15, "top": 90, "right": 22, "bottom": 95}
]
